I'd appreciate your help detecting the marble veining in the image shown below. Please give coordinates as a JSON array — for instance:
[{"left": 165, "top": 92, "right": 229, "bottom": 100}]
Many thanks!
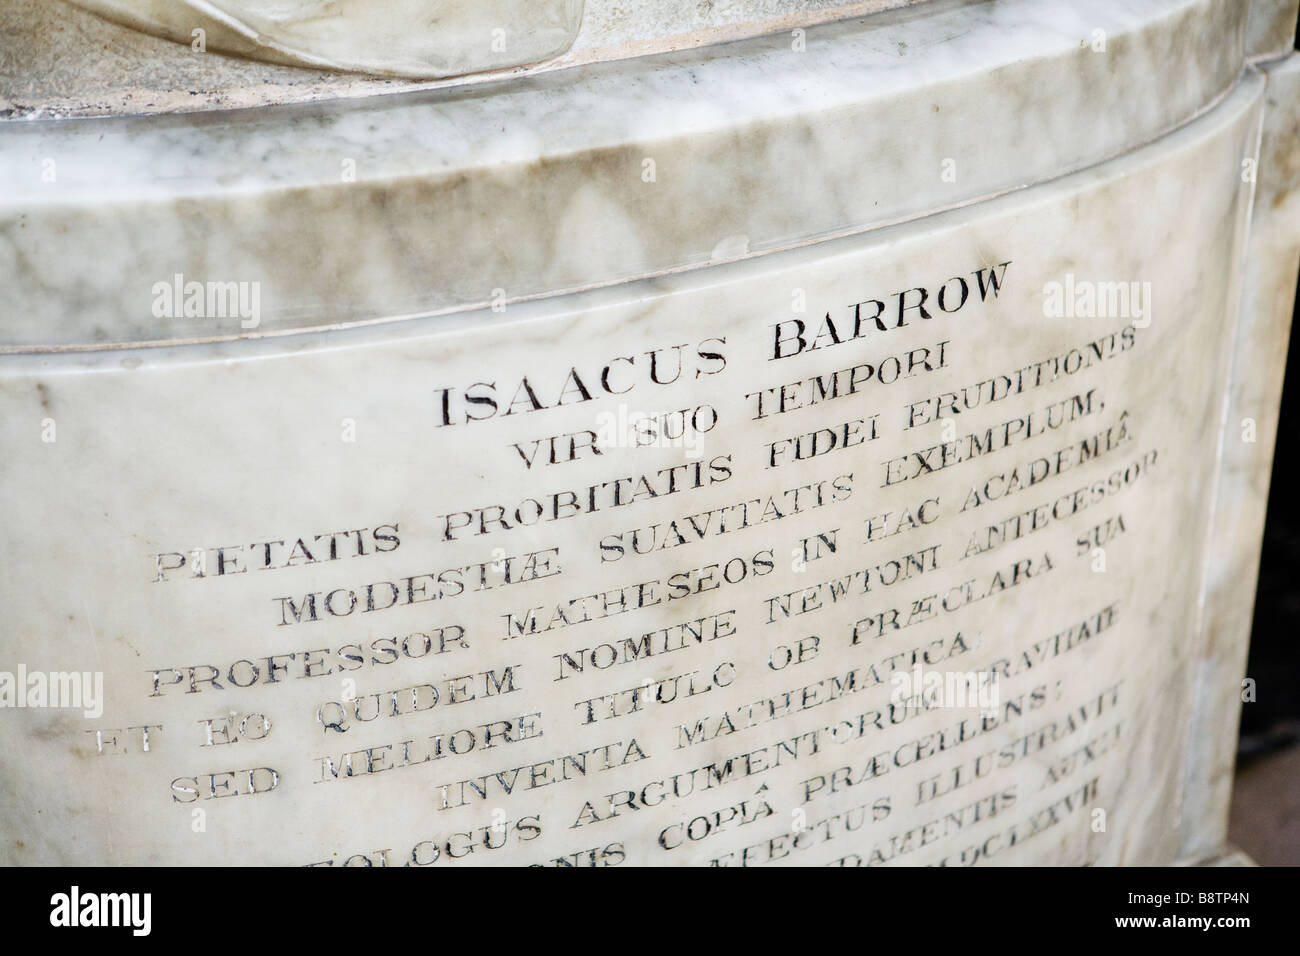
[
  {"left": 64, "top": 0, "right": 585, "bottom": 78},
  {"left": 1, "top": 0, "right": 931, "bottom": 115},
  {"left": 0, "top": 73, "right": 1279, "bottom": 865},
  {"left": 0, "top": 0, "right": 1247, "bottom": 346}
]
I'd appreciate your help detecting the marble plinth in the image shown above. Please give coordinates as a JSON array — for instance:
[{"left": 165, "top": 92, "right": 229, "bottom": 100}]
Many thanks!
[{"left": 0, "top": 0, "right": 1297, "bottom": 866}]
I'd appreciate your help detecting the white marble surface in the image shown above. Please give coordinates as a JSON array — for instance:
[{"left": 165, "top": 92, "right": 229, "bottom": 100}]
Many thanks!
[
  {"left": 65, "top": 0, "right": 585, "bottom": 78},
  {"left": 2, "top": 0, "right": 927, "bottom": 114},
  {"left": 1182, "top": 51, "right": 1300, "bottom": 861},
  {"left": 1247, "top": 0, "right": 1300, "bottom": 58},
  {"left": 0, "top": 0, "right": 1247, "bottom": 346},
  {"left": 0, "top": 0, "right": 1295, "bottom": 868},
  {"left": 0, "top": 63, "right": 1284, "bottom": 865}
]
